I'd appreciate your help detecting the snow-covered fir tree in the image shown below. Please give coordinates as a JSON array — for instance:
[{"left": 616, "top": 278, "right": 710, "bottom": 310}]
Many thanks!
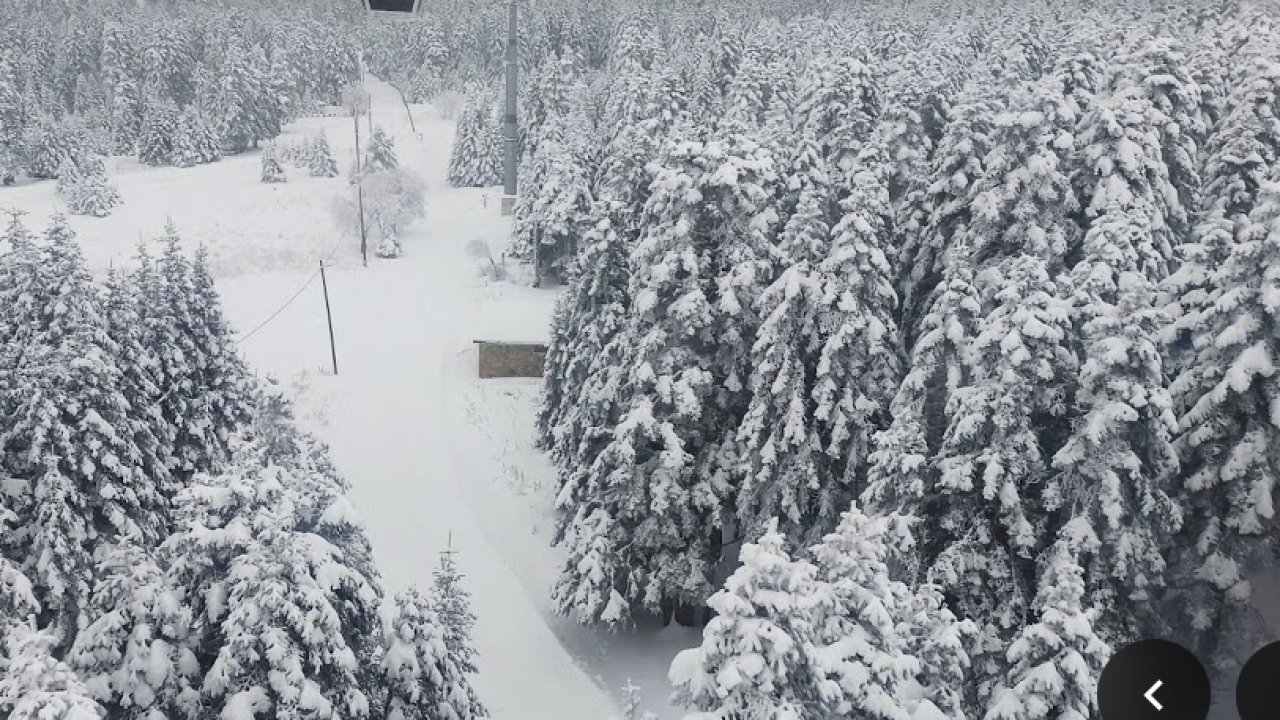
[
  {"left": 366, "top": 126, "right": 400, "bottom": 174},
  {"left": 169, "top": 105, "right": 221, "bottom": 168},
  {"left": 137, "top": 95, "right": 178, "bottom": 166},
  {"left": 0, "top": 627, "right": 104, "bottom": 720},
  {"left": 309, "top": 133, "right": 340, "bottom": 178},
  {"left": 163, "top": 396, "right": 384, "bottom": 720},
  {"left": 66, "top": 542, "right": 200, "bottom": 718},
  {"left": 57, "top": 154, "right": 121, "bottom": 218},
  {"left": 381, "top": 582, "right": 487, "bottom": 720},
  {"left": 669, "top": 521, "right": 821, "bottom": 719},
  {"left": 1167, "top": 176, "right": 1280, "bottom": 649},
  {"left": 447, "top": 96, "right": 502, "bottom": 187},
  {"left": 261, "top": 143, "right": 287, "bottom": 183}
]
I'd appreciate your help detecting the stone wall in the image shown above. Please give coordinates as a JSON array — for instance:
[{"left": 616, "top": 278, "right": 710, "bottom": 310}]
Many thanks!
[{"left": 476, "top": 341, "right": 548, "bottom": 379}]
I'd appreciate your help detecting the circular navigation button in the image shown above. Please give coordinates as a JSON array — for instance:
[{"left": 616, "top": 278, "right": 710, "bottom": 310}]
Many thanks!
[
  {"left": 1237, "top": 641, "right": 1280, "bottom": 720},
  {"left": 1098, "top": 639, "right": 1210, "bottom": 720}
]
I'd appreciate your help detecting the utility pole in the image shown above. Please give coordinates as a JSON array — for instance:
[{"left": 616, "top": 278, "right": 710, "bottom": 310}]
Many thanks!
[
  {"left": 500, "top": 0, "right": 519, "bottom": 216},
  {"left": 319, "top": 260, "right": 339, "bottom": 375}
]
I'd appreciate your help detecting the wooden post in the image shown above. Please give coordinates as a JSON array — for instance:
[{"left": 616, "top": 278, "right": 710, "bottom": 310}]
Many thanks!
[
  {"left": 319, "top": 260, "right": 338, "bottom": 375},
  {"left": 357, "top": 182, "right": 368, "bottom": 267}
]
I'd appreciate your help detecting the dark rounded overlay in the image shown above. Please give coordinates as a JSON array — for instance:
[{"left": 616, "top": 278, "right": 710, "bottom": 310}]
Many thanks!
[
  {"left": 1238, "top": 641, "right": 1280, "bottom": 720},
  {"left": 1098, "top": 639, "right": 1210, "bottom": 720}
]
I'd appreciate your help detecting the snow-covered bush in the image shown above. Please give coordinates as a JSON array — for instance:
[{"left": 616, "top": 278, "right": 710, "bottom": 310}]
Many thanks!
[{"left": 333, "top": 166, "right": 426, "bottom": 259}]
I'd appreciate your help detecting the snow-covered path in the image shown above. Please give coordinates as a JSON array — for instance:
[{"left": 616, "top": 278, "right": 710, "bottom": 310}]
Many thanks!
[{"left": 220, "top": 80, "right": 619, "bottom": 720}]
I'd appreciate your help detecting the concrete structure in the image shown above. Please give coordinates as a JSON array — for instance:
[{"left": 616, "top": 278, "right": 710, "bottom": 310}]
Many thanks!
[{"left": 474, "top": 340, "right": 547, "bottom": 379}]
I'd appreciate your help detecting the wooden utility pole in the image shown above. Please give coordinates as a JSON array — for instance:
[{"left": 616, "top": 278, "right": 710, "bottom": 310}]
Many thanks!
[{"left": 319, "top": 260, "right": 339, "bottom": 375}]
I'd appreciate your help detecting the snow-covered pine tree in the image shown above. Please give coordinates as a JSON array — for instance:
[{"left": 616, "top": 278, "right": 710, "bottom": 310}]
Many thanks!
[
  {"left": 0, "top": 497, "right": 37, "bottom": 634},
  {"left": 60, "top": 155, "right": 121, "bottom": 218},
  {"left": 1167, "top": 176, "right": 1280, "bottom": 650},
  {"left": 447, "top": 96, "right": 501, "bottom": 187},
  {"left": 513, "top": 112, "right": 595, "bottom": 281},
  {"left": 170, "top": 105, "right": 221, "bottom": 167},
  {"left": 984, "top": 523, "right": 1109, "bottom": 720},
  {"left": 309, "top": 133, "right": 340, "bottom": 178},
  {"left": 553, "top": 131, "right": 778, "bottom": 626},
  {"left": 1111, "top": 38, "right": 1209, "bottom": 240},
  {"left": 0, "top": 52, "right": 21, "bottom": 183},
  {"left": 535, "top": 200, "right": 630, "bottom": 464},
  {"left": 863, "top": 252, "right": 982, "bottom": 535},
  {"left": 381, "top": 585, "right": 487, "bottom": 720},
  {"left": 795, "top": 54, "right": 879, "bottom": 183},
  {"left": 23, "top": 113, "right": 84, "bottom": 179},
  {"left": 261, "top": 143, "right": 287, "bottom": 183},
  {"left": 431, "top": 549, "right": 482, "bottom": 690},
  {"left": 894, "top": 82, "right": 999, "bottom": 346},
  {"left": 806, "top": 508, "right": 918, "bottom": 720},
  {"left": 0, "top": 627, "right": 104, "bottom": 720},
  {"left": 137, "top": 95, "right": 178, "bottom": 166},
  {"left": 1165, "top": 56, "right": 1280, "bottom": 377},
  {"left": 0, "top": 216, "right": 168, "bottom": 635},
  {"left": 67, "top": 542, "right": 200, "bottom": 718},
  {"left": 189, "top": 245, "right": 255, "bottom": 466},
  {"left": 736, "top": 133, "right": 834, "bottom": 542},
  {"left": 100, "top": 266, "right": 172, "bottom": 522},
  {"left": 163, "top": 399, "right": 384, "bottom": 720},
  {"left": 669, "top": 520, "right": 820, "bottom": 719},
  {"left": 366, "top": 126, "right": 399, "bottom": 173},
  {"left": 1052, "top": 86, "right": 1185, "bottom": 633}
]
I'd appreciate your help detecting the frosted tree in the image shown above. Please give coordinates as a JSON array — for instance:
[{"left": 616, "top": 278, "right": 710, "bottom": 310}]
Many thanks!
[
  {"left": 67, "top": 543, "right": 200, "bottom": 718},
  {"left": 261, "top": 143, "right": 287, "bottom": 183},
  {"left": 0, "top": 52, "right": 20, "bottom": 183},
  {"left": 0, "top": 627, "right": 104, "bottom": 720},
  {"left": 553, "top": 132, "right": 778, "bottom": 626},
  {"left": 736, "top": 134, "right": 834, "bottom": 541},
  {"left": 189, "top": 245, "right": 256, "bottom": 464},
  {"left": 309, "top": 133, "right": 340, "bottom": 177},
  {"left": 58, "top": 155, "right": 121, "bottom": 218},
  {"left": 0, "top": 497, "right": 37, "bottom": 634},
  {"left": 895, "top": 84, "right": 999, "bottom": 344},
  {"left": 447, "top": 96, "right": 501, "bottom": 187},
  {"left": 334, "top": 166, "right": 427, "bottom": 259},
  {"left": 512, "top": 113, "right": 595, "bottom": 281},
  {"left": 806, "top": 508, "right": 917, "bottom": 720},
  {"left": 1167, "top": 177, "right": 1280, "bottom": 646},
  {"left": 536, "top": 200, "right": 630, "bottom": 464},
  {"left": 23, "top": 114, "right": 85, "bottom": 179},
  {"left": 669, "top": 521, "right": 820, "bottom": 719},
  {"left": 153, "top": 226, "right": 210, "bottom": 478},
  {"left": 138, "top": 95, "right": 178, "bottom": 166},
  {"left": 984, "top": 526, "right": 1109, "bottom": 720},
  {"left": 1111, "top": 38, "right": 1209, "bottom": 237},
  {"left": 100, "top": 267, "right": 172, "bottom": 519},
  {"left": 795, "top": 54, "right": 879, "bottom": 181},
  {"left": 382, "top": 583, "right": 487, "bottom": 720},
  {"left": 380, "top": 588, "right": 451, "bottom": 720},
  {"left": 365, "top": 126, "right": 399, "bottom": 173},
  {"left": 1053, "top": 156, "right": 1183, "bottom": 633},
  {"left": 737, "top": 143, "right": 901, "bottom": 543},
  {"left": 431, "top": 549, "right": 481, "bottom": 684},
  {"left": 928, "top": 255, "right": 1075, "bottom": 690},
  {"left": 1165, "top": 58, "right": 1280, "bottom": 369},
  {"left": 164, "top": 431, "right": 383, "bottom": 720},
  {"left": 1, "top": 217, "right": 167, "bottom": 634},
  {"left": 170, "top": 106, "right": 221, "bottom": 167}
]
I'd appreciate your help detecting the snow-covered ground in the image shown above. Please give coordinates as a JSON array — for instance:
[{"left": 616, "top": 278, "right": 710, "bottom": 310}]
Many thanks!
[{"left": 4, "top": 77, "right": 696, "bottom": 720}]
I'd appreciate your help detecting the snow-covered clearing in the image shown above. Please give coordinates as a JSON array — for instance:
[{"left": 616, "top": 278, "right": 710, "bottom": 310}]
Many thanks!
[{"left": 3, "top": 76, "right": 697, "bottom": 720}]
